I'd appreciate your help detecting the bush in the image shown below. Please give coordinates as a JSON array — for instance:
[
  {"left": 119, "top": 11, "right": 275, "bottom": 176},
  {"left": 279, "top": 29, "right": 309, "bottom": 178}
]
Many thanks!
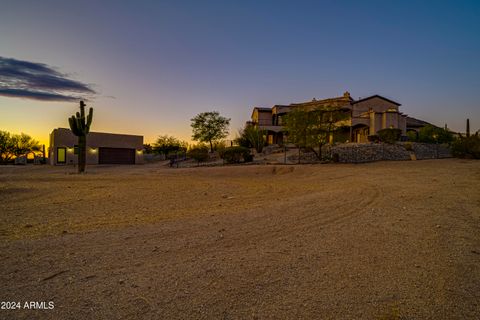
[
  {"left": 406, "top": 130, "right": 418, "bottom": 142},
  {"left": 220, "top": 146, "right": 253, "bottom": 164},
  {"left": 377, "top": 128, "right": 402, "bottom": 144},
  {"left": 417, "top": 125, "right": 453, "bottom": 144},
  {"left": 187, "top": 145, "right": 209, "bottom": 163},
  {"left": 451, "top": 134, "right": 480, "bottom": 159},
  {"left": 236, "top": 125, "right": 266, "bottom": 153},
  {"left": 367, "top": 135, "right": 380, "bottom": 143},
  {"left": 404, "top": 141, "right": 413, "bottom": 151}
]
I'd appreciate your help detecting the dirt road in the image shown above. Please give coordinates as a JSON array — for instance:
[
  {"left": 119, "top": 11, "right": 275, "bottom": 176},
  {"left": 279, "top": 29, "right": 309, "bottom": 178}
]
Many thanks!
[{"left": 1, "top": 159, "right": 479, "bottom": 319}]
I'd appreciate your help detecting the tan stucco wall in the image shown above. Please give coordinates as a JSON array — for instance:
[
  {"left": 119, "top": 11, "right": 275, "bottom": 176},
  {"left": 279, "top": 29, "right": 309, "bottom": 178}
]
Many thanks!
[
  {"left": 353, "top": 96, "right": 399, "bottom": 113},
  {"left": 49, "top": 128, "right": 143, "bottom": 165},
  {"left": 252, "top": 109, "right": 272, "bottom": 126}
]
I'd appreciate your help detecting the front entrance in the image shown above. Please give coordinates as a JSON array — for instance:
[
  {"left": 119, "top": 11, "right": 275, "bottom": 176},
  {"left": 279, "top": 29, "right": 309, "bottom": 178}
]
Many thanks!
[
  {"left": 57, "top": 147, "right": 66, "bottom": 164},
  {"left": 353, "top": 125, "right": 370, "bottom": 143},
  {"left": 98, "top": 147, "right": 135, "bottom": 164}
]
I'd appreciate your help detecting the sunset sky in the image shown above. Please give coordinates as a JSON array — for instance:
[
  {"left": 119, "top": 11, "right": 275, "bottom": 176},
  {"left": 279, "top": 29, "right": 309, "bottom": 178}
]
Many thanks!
[{"left": 1, "top": 0, "right": 479, "bottom": 146}]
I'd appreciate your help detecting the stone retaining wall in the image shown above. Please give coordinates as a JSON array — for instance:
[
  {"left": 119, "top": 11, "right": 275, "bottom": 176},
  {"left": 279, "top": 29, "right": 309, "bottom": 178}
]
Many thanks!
[{"left": 326, "top": 142, "right": 451, "bottom": 163}]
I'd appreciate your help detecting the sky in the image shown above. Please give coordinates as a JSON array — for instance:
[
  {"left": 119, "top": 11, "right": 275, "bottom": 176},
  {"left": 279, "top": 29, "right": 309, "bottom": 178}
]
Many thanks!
[{"left": 1, "top": 0, "right": 479, "bottom": 146}]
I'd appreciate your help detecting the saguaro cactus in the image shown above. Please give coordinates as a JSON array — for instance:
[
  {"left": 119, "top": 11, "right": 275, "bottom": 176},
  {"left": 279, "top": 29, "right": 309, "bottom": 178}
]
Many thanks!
[
  {"left": 68, "top": 101, "right": 93, "bottom": 173},
  {"left": 466, "top": 118, "right": 470, "bottom": 137}
]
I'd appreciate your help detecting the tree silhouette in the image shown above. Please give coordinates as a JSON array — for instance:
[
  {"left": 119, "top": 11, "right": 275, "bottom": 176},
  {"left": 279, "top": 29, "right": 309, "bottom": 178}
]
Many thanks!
[{"left": 190, "top": 111, "right": 230, "bottom": 152}]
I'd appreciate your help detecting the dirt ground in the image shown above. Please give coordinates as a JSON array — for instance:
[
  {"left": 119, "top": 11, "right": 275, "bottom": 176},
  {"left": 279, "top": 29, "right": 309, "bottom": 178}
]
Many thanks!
[{"left": 0, "top": 159, "right": 479, "bottom": 319}]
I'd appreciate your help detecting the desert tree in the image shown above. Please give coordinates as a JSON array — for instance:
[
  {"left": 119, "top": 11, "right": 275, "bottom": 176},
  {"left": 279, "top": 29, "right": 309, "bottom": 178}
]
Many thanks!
[
  {"left": 152, "top": 135, "right": 187, "bottom": 157},
  {"left": 68, "top": 101, "right": 93, "bottom": 173},
  {"left": 284, "top": 106, "right": 348, "bottom": 160},
  {"left": 190, "top": 111, "right": 230, "bottom": 152},
  {"left": 0, "top": 130, "right": 40, "bottom": 164},
  {"left": 236, "top": 125, "right": 266, "bottom": 153},
  {"left": 143, "top": 144, "right": 153, "bottom": 154},
  {"left": 0, "top": 130, "right": 14, "bottom": 163},
  {"left": 11, "top": 133, "right": 41, "bottom": 157}
]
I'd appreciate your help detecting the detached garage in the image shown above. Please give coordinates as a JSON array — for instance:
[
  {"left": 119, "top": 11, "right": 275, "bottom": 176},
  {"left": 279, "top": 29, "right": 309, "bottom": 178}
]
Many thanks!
[
  {"left": 49, "top": 128, "right": 143, "bottom": 165},
  {"left": 99, "top": 147, "right": 135, "bottom": 164}
]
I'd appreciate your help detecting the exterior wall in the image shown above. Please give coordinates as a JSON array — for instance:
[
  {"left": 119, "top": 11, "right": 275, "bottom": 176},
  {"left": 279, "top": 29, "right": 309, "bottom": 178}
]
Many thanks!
[
  {"left": 353, "top": 96, "right": 399, "bottom": 113},
  {"left": 49, "top": 128, "right": 143, "bottom": 165},
  {"left": 383, "top": 111, "right": 398, "bottom": 129},
  {"left": 399, "top": 115, "right": 407, "bottom": 134},
  {"left": 252, "top": 109, "right": 272, "bottom": 126}
]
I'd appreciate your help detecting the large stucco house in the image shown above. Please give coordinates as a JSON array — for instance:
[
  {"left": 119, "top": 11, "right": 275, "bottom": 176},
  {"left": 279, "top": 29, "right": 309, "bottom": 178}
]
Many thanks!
[
  {"left": 49, "top": 128, "right": 144, "bottom": 165},
  {"left": 249, "top": 92, "right": 432, "bottom": 144}
]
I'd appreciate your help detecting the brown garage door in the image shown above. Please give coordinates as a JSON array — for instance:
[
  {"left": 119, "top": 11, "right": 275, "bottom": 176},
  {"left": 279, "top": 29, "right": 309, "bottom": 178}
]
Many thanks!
[{"left": 98, "top": 147, "right": 135, "bottom": 164}]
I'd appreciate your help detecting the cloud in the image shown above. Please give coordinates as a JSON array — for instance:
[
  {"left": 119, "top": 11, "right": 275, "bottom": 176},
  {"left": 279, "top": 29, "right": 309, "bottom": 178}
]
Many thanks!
[{"left": 0, "top": 57, "right": 96, "bottom": 102}]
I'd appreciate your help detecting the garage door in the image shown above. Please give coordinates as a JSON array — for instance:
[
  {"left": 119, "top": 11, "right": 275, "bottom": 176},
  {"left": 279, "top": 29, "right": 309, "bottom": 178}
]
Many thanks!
[{"left": 98, "top": 147, "right": 135, "bottom": 164}]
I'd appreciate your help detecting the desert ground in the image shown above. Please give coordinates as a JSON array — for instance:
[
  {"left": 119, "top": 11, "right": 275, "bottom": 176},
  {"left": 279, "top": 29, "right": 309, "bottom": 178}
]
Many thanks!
[{"left": 0, "top": 159, "right": 479, "bottom": 319}]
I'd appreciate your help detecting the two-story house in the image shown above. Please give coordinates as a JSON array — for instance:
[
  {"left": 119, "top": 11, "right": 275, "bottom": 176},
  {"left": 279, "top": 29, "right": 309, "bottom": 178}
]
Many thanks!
[{"left": 249, "top": 92, "right": 429, "bottom": 144}]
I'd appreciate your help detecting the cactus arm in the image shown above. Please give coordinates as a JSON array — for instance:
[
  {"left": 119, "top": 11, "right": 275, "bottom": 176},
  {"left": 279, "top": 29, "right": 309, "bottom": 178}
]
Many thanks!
[
  {"left": 69, "top": 117, "right": 79, "bottom": 135},
  {"left": 86, "top": 108, "right": 93, "bottom": 133}
]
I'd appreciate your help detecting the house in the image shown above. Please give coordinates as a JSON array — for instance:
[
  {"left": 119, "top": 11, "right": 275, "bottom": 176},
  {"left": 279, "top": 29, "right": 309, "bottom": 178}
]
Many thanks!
[
  {"left": 249, "top": 92, "right": 431, "bottom": 144},
  {"left": 49, "top": 128, "right": 144, "bottom": 165}
]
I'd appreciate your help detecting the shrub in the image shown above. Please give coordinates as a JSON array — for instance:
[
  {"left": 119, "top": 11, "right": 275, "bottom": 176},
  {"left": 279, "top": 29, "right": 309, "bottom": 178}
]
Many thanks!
[
  {"left": 417, "top": 125, "right": 453, "bottom": 144},
  {"left": 450, "top": 134, "right": 480, "bottom": 159},
  {"left": 187, "top": 145, "right": 209, "bottom": 163},
  {"left": 404, "top": 141, "right": 413, "bottom": 151},
  {"left": 220, "top": 146, "right": 253, "bottom": 164},
  {"left": 406, "top": 130, "right": 418, "bottom": 142},
  {"left": 367, "top": 135, "right": 380, "bottom": 143},
  {"left": 236, "top": 125, "right": 266, "bottom": 153},
  {"left": 377, "top": 128, "right": 402, "bottom": 144}
]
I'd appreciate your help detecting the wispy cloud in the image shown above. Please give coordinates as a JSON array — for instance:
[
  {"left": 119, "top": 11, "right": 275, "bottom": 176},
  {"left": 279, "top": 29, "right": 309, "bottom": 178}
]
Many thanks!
[{"left": 0, "top": 57, "right": 96, "bottom": 102}]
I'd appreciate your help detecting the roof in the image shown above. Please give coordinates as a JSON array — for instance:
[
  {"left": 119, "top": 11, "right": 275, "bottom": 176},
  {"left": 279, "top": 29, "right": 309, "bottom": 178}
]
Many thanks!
[
  {"left": 253, "top": 107, "right": 272, "bottom": 112},
  {"left": 406, "top": 117, "right": 433, "bottom": 128},
  {"left": 351, "top": 95, "right": 401, "bottom": 106},
  {"left": 251, "top": 107, "right": 272, "bottom": 119},
  {"left": 54, "top": 127, "right": 143, "bottom": 138}
]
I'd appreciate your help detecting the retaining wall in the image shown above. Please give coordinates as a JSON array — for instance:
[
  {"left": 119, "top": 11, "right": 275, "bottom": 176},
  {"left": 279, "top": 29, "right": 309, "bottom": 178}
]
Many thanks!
[{"left": 326, "top": 142, "right": 451, "bottom": 163}]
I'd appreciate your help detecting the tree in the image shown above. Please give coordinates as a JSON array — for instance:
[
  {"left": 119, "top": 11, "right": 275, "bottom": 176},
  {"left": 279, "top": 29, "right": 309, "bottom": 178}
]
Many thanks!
[
  {"left": 0, "top": 131, "right": 40, "bottom": 164},
  {"left": 0, "top": 131, "right": 14, "bottom": 163},
  {"left": 68, "top": 101, "right": 93, "bottom": 173},
  {"left": 191, "top": 111, "right": 230, "bottom": 152},
  {"left": 236, "top": 125, "right": 266, "bottom": 153},
  {"left": 143, "top": 144, "right": 153, "bottom": 154},
  {"left": 152, "top": 135, "right": 187, "bottom": 157},
  {"left": 11, "top": 133, "right": 41, "bottom": 157},
  {"left": 283, "top": 106, "right": 348, "bottom": 160}
]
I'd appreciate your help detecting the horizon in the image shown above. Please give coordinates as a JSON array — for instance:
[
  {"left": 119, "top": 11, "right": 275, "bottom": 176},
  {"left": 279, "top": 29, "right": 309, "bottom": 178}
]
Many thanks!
[{"left": 1, "top": 0, "right": 479, "bottom": 146}]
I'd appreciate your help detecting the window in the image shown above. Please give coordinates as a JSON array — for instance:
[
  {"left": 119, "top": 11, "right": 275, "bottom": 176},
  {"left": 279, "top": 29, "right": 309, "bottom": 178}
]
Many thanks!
[{"left": 57, "top": 147, "right": 66, "bottom": 164}]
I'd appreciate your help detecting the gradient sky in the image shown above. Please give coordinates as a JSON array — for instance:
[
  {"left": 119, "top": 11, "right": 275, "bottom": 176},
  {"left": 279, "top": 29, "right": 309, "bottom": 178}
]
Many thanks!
[{"left": 1, "top": 0, "right": 479, "bottom": 146}]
